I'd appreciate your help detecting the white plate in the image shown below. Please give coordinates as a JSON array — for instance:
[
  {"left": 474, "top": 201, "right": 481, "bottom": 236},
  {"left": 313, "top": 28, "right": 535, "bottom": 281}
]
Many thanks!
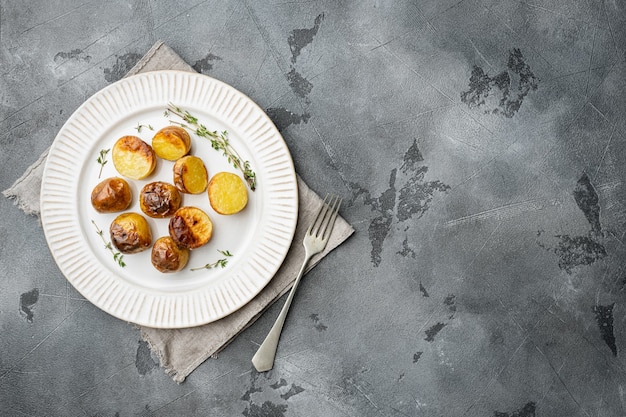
[{"left": 40, "top": 71, "right": 298, "bottom": 328}]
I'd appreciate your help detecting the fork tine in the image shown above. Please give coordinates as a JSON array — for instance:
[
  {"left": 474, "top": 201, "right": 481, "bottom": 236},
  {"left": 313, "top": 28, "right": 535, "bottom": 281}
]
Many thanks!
[
  {"left": 307, "top": 194, "right": 331, "bottom": 235},
  {"left": 314, "top": 194, "right": 336, "bottom": 238},
  {"left": 314, "top": 195, "right": 335, "bottom": 238},
  {"left": 320, "top": 196, "right": 341, "bottom": 241}
]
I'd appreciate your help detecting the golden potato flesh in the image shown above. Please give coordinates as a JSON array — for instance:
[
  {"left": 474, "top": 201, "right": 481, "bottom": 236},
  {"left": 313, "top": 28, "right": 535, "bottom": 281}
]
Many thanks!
[
  {"left": 139, "top": 181, "right": 182, "bottom": 218},
  {"left": 112, "top": 136, "right": 156, "bottom": 180},
  {"left": 110, "top": 212, "right": 152, "bottom": 254},
  {"left": 151, "top": 236, "right": 189, "bottom": 273},
  {"left": 152, "top": 126, "right": 191, "bottom": 161},
  {"left": 91, "top": 177, "right": 132, "bottom": 213},
  {"left": 173, "top": 155, "right": 208, "bottom": 194},
  {"left": 208, "top": 172, "right": 248, "bottom": 215},
  {"left": 168, "top": 206, "right": 213, "bottom": 249}
]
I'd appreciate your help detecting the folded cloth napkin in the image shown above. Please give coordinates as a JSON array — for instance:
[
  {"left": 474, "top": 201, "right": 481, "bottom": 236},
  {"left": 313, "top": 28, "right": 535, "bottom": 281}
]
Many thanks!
[{"left": 3, "top": 41, "right": 354, "bottom": 383}]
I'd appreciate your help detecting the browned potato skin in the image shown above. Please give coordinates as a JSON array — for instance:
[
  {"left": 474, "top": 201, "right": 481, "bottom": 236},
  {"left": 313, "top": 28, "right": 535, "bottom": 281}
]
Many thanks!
[
  {"left": 91, "top": 177, "right": 132, "bottom": 213},
  {"left": 169, "top": 206, "right": 213, "bottom": 250},
  {"left": 152, "top": 126, "right": 191, "bottom": 161},
  {"left": 173, "top": 155, "right": 208, "bottom": 194},
  {"left": 139, "top": 181, "right": 182, "bottom": 218},
  {"left": 112, "top": 136, "right": 157, "bottom": 180},
  {"left": 110, "top": 212, "right": 152, "bottom": 254},
  {"left": 151, "top": 236, "right": 190, "bottom": 273}
]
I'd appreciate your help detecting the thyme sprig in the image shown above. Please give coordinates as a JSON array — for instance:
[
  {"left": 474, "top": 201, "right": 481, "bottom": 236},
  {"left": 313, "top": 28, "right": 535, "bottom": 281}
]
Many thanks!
[
  {"left": 190, "top": 250, "right": 233, "bottom": 271},
  {"left": 134, "top": 123, "right": 154, "bottom": 133},
  {"left": 91, "top": 220, "right": 126, "bottom": 268},
  {"left": 96, "top": 148, "right": 109, "bottom": 179},
  {"left": 165, "top": 103, "right": 257, "bottom": 191}
]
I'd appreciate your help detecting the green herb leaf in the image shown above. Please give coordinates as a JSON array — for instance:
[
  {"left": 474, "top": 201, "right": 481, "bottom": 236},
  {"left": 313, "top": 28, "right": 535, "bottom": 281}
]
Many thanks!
[
  {"left": 190, "top": 250, "right": 233, "bottom": 271},
  {"left": 134, "top": 123, "right": 154, "bottom": 133},
  {"left": 166, "top": 103, "right": 257, "bottom": 190},
  {"left": 96, "top": 149, "right": 110, "bottom": 179},
  {"left": 92, "top": 220, "right": 125, "bottom": 268}
]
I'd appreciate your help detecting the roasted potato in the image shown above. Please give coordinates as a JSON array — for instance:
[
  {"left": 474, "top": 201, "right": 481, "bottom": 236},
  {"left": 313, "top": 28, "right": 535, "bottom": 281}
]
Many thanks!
[
  {"left": 112, "top": 136, "right": 156, "bottom": 180},
  {"left": 91, "top": 177, "right": 132, "bottom": 213},
  {"left": 152, "top": 126, "right": 191, "bottom": 161},
  {"left": 151, "top": 236, "right": 190, "bottom": 273},
  {"left": 169, "top": 206, "right": 213, "bottom": 249},
  {"left": 139, "top": 181, "right": 182, "bottom": 218},
  {"left": 208, "top": 172, "right": 248, "bottom": 215},
  {"left": 173, "top": 155, "right": 208, "bottom": 194},
  {"left": 109, "top": 212, "right": 153, "bottom": 254}
]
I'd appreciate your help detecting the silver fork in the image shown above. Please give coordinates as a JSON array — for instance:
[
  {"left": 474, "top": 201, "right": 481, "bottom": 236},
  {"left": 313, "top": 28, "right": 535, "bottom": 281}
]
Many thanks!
[{"left": 252, "top": 194, "right": 342, "bottom": 372}]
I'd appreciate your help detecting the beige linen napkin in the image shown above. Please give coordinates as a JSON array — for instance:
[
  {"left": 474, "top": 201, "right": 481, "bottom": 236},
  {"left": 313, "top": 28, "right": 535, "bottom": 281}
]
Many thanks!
[{"left": 3, "top": 41, "right": 354, "bottom": 383}]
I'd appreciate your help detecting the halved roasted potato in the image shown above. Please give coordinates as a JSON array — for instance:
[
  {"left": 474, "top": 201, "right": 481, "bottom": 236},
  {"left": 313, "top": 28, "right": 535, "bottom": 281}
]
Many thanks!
[
  {"left": 168, "top": 206, "right": 213, "bottom": 249},
  {"left": 208, "top": 172, "right": 248, "bottom": 215},
  {"left": 139, "top": 181, "right": 182, "bottom": 218},
  {"left": 109, "top": 212, "right": 152, "bottom": 254},
  {"left": 91, "top": 177, "right": 132, "bottom": 213},
  {"left": 173, "top": 155, "right": 208, "bottom": 194},
  {"left": 152, "top": 126, "right": 191, "bottom": 161},
  {"left": 151, "top": 236, "right": 190, "bottom": 273},
  {"left": 112, "top": 136, "right": 156, "bottom": 180}
]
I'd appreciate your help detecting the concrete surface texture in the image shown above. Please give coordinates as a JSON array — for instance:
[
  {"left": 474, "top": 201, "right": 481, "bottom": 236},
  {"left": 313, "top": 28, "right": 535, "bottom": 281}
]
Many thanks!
[{"left": 2, "top": 0, "right": 626, "bottom": 416}]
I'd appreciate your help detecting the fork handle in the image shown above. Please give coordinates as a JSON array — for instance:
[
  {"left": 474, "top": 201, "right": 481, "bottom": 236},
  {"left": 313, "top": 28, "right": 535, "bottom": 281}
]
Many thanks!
[{"left": 251, "top": 253, "right": 312, "bottom": 372}]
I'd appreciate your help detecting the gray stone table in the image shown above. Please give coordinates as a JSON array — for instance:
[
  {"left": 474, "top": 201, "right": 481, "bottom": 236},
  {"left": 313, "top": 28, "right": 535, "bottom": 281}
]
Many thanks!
[{"left": 2, "top": 1, "right": 626, "bottom": 416}]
